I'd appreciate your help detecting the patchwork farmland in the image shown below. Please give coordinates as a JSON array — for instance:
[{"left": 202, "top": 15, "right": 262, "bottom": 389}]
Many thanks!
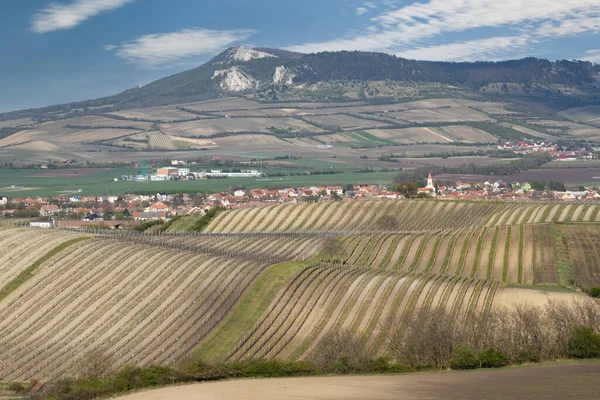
[
  {"left": 2, "top": 95, "right": 600, "bottom": 166},
  {"left": 1, "top": 199, "right": 600, "bottom": 384}
]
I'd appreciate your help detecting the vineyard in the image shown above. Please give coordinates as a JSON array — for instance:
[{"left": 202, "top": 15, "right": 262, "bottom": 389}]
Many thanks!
[
  {"left": 1, "top": 200, "right": 599, "bottom": 382},
  {"left": 226, "top": 266, "right": 498, "bottom": 362},
  {"left": 204, "top": 200, "right": 600, "bottom": 233},
  {"left": 0, "top": 230, "right": 326, "bottom": 382},
  {"left": 322, "top": 225, "right": 558, "bottom": 285}
]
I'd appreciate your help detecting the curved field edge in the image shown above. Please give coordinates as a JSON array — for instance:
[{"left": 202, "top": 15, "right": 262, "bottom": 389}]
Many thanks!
[
  {"left": 110, "top": 361, "right": 600, "bottom": 400},
  {"left": 191, "top": 260, "right": 306, "bottom": 361},
  {"left": 195, "top": 201, "right": 600, "bottom": 234},
  {"left": 0, "top": 236, "right": 91, "bottom": 301}
]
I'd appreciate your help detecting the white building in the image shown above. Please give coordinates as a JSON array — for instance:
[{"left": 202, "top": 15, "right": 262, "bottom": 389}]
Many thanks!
[
  {"left": 178, "top": 168, "right": 190, "bottom": 177},
  {"left": 30, "top": 220, "right": 54, "bottom": 229},
  {"left": 234, "top": 190, "right": 246, "bottom": 197},
  {"left": 205, "top": 170, "right": 263, "bottom": 178},
  {"left": 0, "top": 195, "right": 8, "bottom": 205}
]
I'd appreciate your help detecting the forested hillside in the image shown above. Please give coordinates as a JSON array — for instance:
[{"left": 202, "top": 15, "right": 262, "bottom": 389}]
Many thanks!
[{"left": 2, "top": 47, "right": 599, "bottom": 122}]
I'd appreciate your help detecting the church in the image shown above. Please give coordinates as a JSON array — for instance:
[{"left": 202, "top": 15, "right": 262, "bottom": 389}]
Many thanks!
[{"left": 417, "top": 173, "right": 436, "bottom": 197}]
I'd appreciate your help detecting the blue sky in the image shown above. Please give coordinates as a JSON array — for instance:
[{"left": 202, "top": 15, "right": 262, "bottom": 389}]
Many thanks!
[{"left": 2, "top": 0, "right": 600, "bottom": 113}]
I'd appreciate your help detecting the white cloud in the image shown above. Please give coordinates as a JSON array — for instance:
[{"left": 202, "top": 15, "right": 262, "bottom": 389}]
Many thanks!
[
  {"left": 356, "top": 7, "right": 369, "bottom": 16},
  {"left": 535, "top": 13, "right": 600, "bottom": 37},
  {"left": 108, "top": 28, "right": 257, "bottom": 68},
  {"left": 396, "top": 36, "right": 530, "bottom": 62},
  {"left": 32, "top": 0, "right": 136, "bottom": 33},
  {"left": 288, "top": 0, "right": 600, "bottom": 60},
  {"left": 582, "top": 49, "right": 600, "bottom": 64},
  {"left": 103, "top": 44, "right": 117, "bottom": 51}
]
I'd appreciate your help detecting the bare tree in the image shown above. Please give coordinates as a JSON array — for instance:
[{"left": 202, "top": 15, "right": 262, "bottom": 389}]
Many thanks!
[{"left": 78, "top": 349, "right": 114, "bottom": 379}]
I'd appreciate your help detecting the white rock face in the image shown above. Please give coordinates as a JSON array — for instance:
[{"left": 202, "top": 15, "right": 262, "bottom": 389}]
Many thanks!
[
  {"left": 273, "top": 66, "right": 295, "bottom": 85},
  {"left": 212, "top": 67, "right": 258, "bottom": 92},
  {"left": 227, "top": 46, "right": 277, "bottom": 63}
]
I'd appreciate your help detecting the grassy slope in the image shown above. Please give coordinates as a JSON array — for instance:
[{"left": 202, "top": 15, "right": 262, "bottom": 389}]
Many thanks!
[
  {"left": 191, "top": 260, "right": 306, "bottom": 361},
  {"left": 0, "top": 236, "right": 90, "bottom": 301},
  {"left": 167, "top": 215, "right": 203, "bottom": 232}
]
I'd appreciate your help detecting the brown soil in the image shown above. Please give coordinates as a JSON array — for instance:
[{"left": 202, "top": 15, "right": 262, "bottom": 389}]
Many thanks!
[{"left": 115, "top": 362, "right": 600, "bottom": 400}]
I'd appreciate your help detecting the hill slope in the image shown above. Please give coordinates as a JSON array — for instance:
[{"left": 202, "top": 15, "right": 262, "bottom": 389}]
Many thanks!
[
  {"left": 2, "top": 200, "right": 599, "bottom": 382},
  {"left": 2, "top": 47, "right": 599, "bottom": 121}
]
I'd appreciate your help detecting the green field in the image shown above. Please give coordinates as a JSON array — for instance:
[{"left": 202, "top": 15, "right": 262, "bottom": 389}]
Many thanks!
[{"left": 0, "top": 168, "right": 397, "bottom": 197}]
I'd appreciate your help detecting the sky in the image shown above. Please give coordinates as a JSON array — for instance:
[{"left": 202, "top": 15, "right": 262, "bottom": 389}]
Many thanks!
[{"left": 2, "top": 0, "right": 600, "bottom": 113}]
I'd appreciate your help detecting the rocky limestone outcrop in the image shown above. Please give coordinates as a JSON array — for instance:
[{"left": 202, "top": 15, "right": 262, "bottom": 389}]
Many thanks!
[
  {"left": 212, "top": 67, "right": 258, "bottom": 92},
  {"left": 273, "top": 66, "right": 295, "bottom": 85},
  {"left": 227, "top": 46, "right": 277, "bottom": 63}
]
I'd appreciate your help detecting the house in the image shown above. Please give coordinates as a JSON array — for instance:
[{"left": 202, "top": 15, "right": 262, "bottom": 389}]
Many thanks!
[
  {"left": 30, "top": 220, "right": 54, "bottom": 229},
  {"left": 326, "top": 186, "right": 344, "bottom": 196},
  {"left": 148, "top": 202, "right": 170, "bottom": 213},
  {"left": 40, "top": 205, "right": 60, "bottom": 216},
  {"left": 156, "top": 167, "right": 179, "bottom": 178},
  {"left": 234, "top": 190, "right": 246, "bottom": 197},
  {"left": 0, "top": 195, "right": 8, "bottom": 205}
]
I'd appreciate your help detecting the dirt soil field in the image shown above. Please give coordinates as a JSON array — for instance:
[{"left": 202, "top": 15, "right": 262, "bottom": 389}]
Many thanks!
[
  {"left": 435, "top": 168, "right": 600, "bottom": 185},
  {"left": 115, "top": 362, "right": 600, "bottom": 400}
]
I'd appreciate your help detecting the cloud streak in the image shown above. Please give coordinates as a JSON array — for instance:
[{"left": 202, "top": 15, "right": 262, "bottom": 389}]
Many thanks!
[
  {"left": 396, "top": 36, "right": 531, "bottom": 62},
  {"left": 32, "top": 0, "right": 136, "bottom": 33},
  {"left": 288, "top": 0, "right": 600, "bottom": 61},
  {"left": 583, "top": 49, "right": 600, "bottom": 64},
  {"left": 108, "top": 28, "right": 257, "bottom": 68}
]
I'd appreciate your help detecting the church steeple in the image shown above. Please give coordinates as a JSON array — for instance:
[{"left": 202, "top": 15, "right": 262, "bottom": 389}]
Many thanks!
[{"left": 426, "top": 173, "right": 434, "bottom": 189}]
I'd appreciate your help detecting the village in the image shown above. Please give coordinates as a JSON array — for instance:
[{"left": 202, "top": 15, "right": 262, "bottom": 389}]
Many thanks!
[{"left": 2, "top": 171, "right": 600, "bottom": 229}]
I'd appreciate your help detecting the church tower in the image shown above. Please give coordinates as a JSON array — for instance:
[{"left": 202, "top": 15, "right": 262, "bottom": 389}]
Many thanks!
[{"left": 426, "top": 173, "right": 434, "bottom": 189}]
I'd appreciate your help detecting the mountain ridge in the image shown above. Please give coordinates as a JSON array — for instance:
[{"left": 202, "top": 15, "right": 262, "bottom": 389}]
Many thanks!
[{"left": 2, "top": 46, "right": 599, "bottom": 121}]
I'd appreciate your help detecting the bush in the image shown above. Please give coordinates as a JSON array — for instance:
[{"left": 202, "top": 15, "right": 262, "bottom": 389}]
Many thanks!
[
  {"left": 568, "top": 326, "right": 600, "bottom": 359},
  {"left": 451, "top": 344, "right": 479, "bottom": 370},
  {"left": 514, "top": 350, "right": 541, "bottom": 364},
  {"left": 479, "top": 348, "right": 509, "bottom": 368},
  {"left": 191, "top": 207, "right": 225, "bottom": 232},
  {"left": 132, "top": 219, "right": 164, "bottom": 232},
  {"left": 368, "top": 357, "right": 414, "bottom": 374},
  {"left": 7, "top": 382, "right": 25, "bottom": 394},
  {"left": 588, "top": 287, "right": 600, "bottom": 298}
]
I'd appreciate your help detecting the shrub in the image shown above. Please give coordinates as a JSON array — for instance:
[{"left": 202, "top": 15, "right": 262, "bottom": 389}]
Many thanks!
[
  {"left": 451, "top": 344, "right": 479, "bottom": 370},
  {"left": 368, "top": 356, "right": 414, "bottom": 374},
  {"left": 514, "top": 350, "right": 541, "bottom": 364},
  {"left": 568, "top": 326, "right": 600, "bottom": 359},
  {"left": 191, "top": 207, "right": 225, "bottom": 232},
  {"left": 479, "top": 348, "right": 509, "bottom": 368},
  {"left": 311, "top": 329, "right": 374, "bottom": 373},
  {"left": 7, "top": 382, "right": 25, "bottom": 394},
  {"left": 132, "top": 219, "right": 164, "bottom": 232},
  {"left": 588, "top": 287, "right": 600, "bottom": 298}
]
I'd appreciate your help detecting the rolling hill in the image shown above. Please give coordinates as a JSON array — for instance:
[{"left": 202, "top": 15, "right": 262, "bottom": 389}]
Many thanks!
[
  {"left": 1, "top": 199, "right": 599, "bottom": 382},
  {"left": 1, "top": 46, "right": 600, "bottom": 165},
  {"left": 2, "top": 47, "right": 599, "bottom": 122}
]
